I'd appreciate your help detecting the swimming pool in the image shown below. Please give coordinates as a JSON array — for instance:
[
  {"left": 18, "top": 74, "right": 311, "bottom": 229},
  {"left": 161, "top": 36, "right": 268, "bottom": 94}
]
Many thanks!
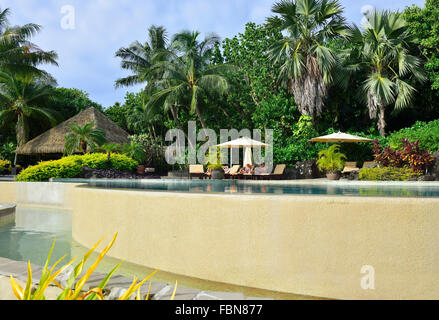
[
  {"left": 0, "top": 206, "right": 304, "bottom": 299},
  {"left": 55, "top": 178, "right": 439, "bottom": 198}
]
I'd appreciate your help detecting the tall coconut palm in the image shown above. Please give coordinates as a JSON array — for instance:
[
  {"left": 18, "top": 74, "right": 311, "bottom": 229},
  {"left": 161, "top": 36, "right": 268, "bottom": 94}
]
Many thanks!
[
  {"left": 64, "top": 121, "right": 107, "bottom": 155},
  {"left": 115, "top": 25, "right": 168, "bottom": 88},
  {"left": 354, "top": 10, "right": 426, "bottom": 137},
  {"left": 147, "top": 31, "right": 231, "bottom": 130},
  {"left": 268, "top": 0, "right": 349, "bottom": 121},
  {"left": 0, "top": 7, "right": 58, "bottom": 81},
  {"left": 0, "top": 72, "right": 57, "bottom": 164}
]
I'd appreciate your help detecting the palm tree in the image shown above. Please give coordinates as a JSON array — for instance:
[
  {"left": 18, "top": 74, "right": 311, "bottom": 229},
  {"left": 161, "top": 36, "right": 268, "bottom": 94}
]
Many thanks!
[
  {"left": 354, "top": 10, "right": 426, "bottom": 137},
  {"left": 64, "top": 121, "right": 107, "bottom": 155},
  {"left": 0, "top": 7, "right": 58, "bottom": 81},
  {"left": 100, "top": 143, "right": 121, "bottom": 161},
  {"left": 114, "top": 25, "right": 168, "bottom": 88},
  {"left": 147, "top": 31, "right": 231, "bottom": 130},
  {"left": 0, "top": 72, "right": 57, "bottom": 164},
  {"left": 122, "top": 141, "right": 145, "bottom": 164},
  {"left": 268, "top": 0, "right": 349, "bottom": 121}
]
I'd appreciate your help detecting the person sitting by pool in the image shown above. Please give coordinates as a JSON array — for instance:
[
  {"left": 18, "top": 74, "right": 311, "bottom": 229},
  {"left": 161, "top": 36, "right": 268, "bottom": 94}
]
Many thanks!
[
  {"left": 240, "top": 164, "right": 254, "bottom": 175},
  {"left": 254, "top": 163, "right": 269, "bottom": 175}
]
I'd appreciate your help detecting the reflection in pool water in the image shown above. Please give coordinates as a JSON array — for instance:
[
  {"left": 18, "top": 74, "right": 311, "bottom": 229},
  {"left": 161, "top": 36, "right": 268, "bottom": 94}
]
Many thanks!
[{"left": 68, "top": 179, "right": 439, "bottom": 198}]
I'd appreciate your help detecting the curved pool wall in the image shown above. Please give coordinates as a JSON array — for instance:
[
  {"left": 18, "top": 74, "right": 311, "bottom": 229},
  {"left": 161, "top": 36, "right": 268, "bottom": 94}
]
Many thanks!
[
  {"left": 1, "top": 181, "right": 439, "bottom": 299},
  {"left": 0, "top": 203, "right": 16, "bottom": 227}
]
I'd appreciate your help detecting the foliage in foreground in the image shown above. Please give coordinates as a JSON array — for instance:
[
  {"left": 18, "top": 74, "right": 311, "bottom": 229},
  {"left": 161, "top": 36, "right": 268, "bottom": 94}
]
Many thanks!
[
  {"left": 10, "top": 233, "right": 176, "bottom": 300},
  {"left": 16, "top": 153, "right": 138, "bottom": 182},
  {"left": 359, "top": 167, "right": 422, "bottom": 181}
]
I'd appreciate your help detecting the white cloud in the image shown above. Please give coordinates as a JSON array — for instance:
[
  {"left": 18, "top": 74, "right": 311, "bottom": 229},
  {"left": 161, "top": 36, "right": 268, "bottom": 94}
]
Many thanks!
[{"left": 0, "top": 0, "right": 426, "bottom": 107}]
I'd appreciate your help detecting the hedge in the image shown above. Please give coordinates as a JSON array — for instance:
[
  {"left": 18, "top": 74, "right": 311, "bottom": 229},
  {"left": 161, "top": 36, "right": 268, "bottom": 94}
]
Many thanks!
[
  {"left": 0, "top": 159, "right": 11, "bottom": 174},
  {"left": 359, "top": 167, "right": 422, "bottom": 181},
  {"left": 387, "top": 120, "right": 439, "bottom": 152},
  {"left": 16, "top": 153, "right": 138, "bottom": 182}
]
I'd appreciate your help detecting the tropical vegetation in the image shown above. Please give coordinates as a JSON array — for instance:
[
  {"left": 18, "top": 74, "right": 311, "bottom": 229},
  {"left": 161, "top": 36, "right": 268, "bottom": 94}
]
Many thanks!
[
  {"left": 64, "top": 121, "right": 107, "bottom": 155},
  {"left": 316, "top": 144, "right": 346, "bottom": 173},
  {"left": 9, "top": 233, "right": 177, "bottom": 300},
  {"left": 1, "top": 1, "right": 439, "bottom": 176},
  {"left": 359, "top": 166, "right": 422, "bottom": 181},
  {"left": 16, "top": 153, "right": 138, "bottom": 182}
]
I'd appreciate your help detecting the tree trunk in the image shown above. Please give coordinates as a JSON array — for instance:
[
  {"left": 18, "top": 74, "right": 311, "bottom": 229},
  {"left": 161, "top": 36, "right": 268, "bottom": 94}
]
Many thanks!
[
  {"left": 378, "top": 105, "right": 386, "bottom": 137},
  {"left": 170, "top": 104, "right": 194, "bottom": 149},
  {"left": 195, "top": 104, "right": 207, "bottom": 130},
  {"left": 81, "top": 140, "right": 87, "bottom": 154},
  {"left": 15, "top": 115, "right": 28, "bottom": 166}
]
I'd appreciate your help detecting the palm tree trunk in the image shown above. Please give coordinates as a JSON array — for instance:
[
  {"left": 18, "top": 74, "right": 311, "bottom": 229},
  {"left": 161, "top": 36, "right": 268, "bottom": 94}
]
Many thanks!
[
  {"left": 170, "top": 104, "right": 195, "bottom": 149},
  {"left": 195, "top": 104, "right": 207, "bottom": 130},
  {"left": 14, "top": 115, "right": 28, "bottom": 166},
  {"left": 81, "top": 140, "right": 87, "bottom": 154},
  {"left": 378, "top": 105, "right": 386, "bottom": 137}
]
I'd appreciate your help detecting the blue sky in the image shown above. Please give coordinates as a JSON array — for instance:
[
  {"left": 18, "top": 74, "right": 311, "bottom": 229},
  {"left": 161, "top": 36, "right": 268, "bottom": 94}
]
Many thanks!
[{"left": 1, "top": 0, "right": 425, "bottom": 108}]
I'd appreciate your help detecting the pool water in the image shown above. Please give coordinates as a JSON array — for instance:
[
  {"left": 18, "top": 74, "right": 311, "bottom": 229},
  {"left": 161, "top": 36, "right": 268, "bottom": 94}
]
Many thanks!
[
  {"left": 62, "top": 179, "right": 439, "bottom": 198},
  {"left": 0, "top": 207, "right": 309, "bottom": 299},
  {"left": 0, "top": 207, "right": 149, "bottom": 276}
]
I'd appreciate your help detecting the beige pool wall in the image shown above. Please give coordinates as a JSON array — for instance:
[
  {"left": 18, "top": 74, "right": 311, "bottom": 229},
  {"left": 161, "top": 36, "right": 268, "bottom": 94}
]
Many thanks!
[
  {"left": 2, "top": 181, "right": 439, "bottom": 299},
  {"left": 72, "top": 186, "right": 439, "bottom": 300}
]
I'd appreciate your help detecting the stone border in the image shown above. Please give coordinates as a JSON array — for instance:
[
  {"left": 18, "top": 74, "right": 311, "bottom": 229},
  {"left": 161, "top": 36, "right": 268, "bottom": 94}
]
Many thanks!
[
  {"left": 0, "top": 257, "right": 272, "bottom": 300},
  {"left": 0, "top": 203, "right": 15, "bottom": 226}
]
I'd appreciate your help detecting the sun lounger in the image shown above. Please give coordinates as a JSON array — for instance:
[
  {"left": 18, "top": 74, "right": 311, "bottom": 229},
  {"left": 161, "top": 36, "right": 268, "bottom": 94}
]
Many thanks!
[
  {"left": 342, "top": 162, "right": 360, "bottom": 174},
  {"left": 225, "top": 165, "right": 241, "bottom": 179},
  {"left": 189, "top": 164, "right": 205, "bottom": 179},
  {"left": 259, "top": 164, "right": 287, "bottom": 180},
  {"left": 362, "top": 161, "right": 378, "bottom": 168}
]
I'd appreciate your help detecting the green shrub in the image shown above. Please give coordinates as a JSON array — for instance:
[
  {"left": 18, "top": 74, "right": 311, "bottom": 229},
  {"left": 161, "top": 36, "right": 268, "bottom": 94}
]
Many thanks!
[
  {"left": 16, "top": 153, "right": 138, "bottom": 182},
  {"left": 0, "top": 142, "right": 16, "bottom": 163},
  {"left": 359, "top": 167, "right": 422, "bottom": 181},
  {"left": 316, "top": 145, "right": 347, "bottom": 173},
  {"left": 0, "top": 159, "right": 11, "bottom": 174},
  {"left": 387, "top": 120, "right": 439, "bottom": 152}
]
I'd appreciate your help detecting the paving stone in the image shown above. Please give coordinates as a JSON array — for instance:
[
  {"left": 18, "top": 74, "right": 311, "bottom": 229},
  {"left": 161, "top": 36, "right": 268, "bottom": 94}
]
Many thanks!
[
  {"left": 154, "top": 285, "right": 200, "bottom": 300},
  {"left": 107, "top": 287, "right": 127, "bottom": 300},
  {"left": 194, "top": 291, "right": 246, "bottom": 300},
  {"left": 0, "top": 257, "right": 14, "bottom": 265},
  {"left": 0, "top": 276, "right": 22, "bottom": 300},
  {"left": 138, "top": 281, "right": 170, "bottom": 298},
  {"left": 0, "top": 261, "right": 28, "bottom": 276},
  {"left": 104, "top": 275, "right": 137, "bottom": 289},
  {"left": 0, "top": 258, "right": 256, "bottom": 301}
]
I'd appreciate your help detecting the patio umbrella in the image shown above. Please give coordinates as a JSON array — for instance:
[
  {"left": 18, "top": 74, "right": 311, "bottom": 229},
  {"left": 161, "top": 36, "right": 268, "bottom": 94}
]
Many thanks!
[
  {"left": 215, "top": 137, "right": 271, "bottom": 167},
  {"left": 309, "top": 132, "right": 373, "bottom": 143}
]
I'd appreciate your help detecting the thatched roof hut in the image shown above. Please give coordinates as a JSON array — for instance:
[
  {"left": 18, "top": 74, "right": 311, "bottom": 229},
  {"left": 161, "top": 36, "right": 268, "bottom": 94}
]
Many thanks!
[{"left": 16, "top": 107, "right": 130, "bottom": 155}]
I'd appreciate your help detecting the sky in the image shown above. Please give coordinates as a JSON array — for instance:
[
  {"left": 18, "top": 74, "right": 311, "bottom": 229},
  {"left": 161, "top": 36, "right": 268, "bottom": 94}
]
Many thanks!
[{"left": 0, "top": 0, "right": 426, "bottom": 108}]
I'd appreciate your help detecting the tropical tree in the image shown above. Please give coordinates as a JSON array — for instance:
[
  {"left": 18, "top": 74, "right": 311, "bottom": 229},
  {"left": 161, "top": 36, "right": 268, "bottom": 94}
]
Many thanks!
[
  {"left": 354, "top": 10, "right": 427, "bottom": 136},
  {"left": 0, "top": 7, "right": 58, "bottom": 80},
  {"left": 404, "top": 0, "right": 439, "bottom": 93},
  {"left": 267, "top": 0, "right": 349, "bottom": 122},
  {"left": 147, "top": 31, "right": 232, "bottom": 130},
  {"left": 100, "top": 143, "right": 121, "bottom": 161},
  {"left": 64, "top": 121, "right": 107, "bottom": 155},
  {"left": 121, "top": 141, "right": 145, "bottom": 164},
  {"left": 0, "top": 72, "right": 57, "bottom": 164},
  {"left": 115, "top": 25, "right": 168, "bottom": 88}
]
